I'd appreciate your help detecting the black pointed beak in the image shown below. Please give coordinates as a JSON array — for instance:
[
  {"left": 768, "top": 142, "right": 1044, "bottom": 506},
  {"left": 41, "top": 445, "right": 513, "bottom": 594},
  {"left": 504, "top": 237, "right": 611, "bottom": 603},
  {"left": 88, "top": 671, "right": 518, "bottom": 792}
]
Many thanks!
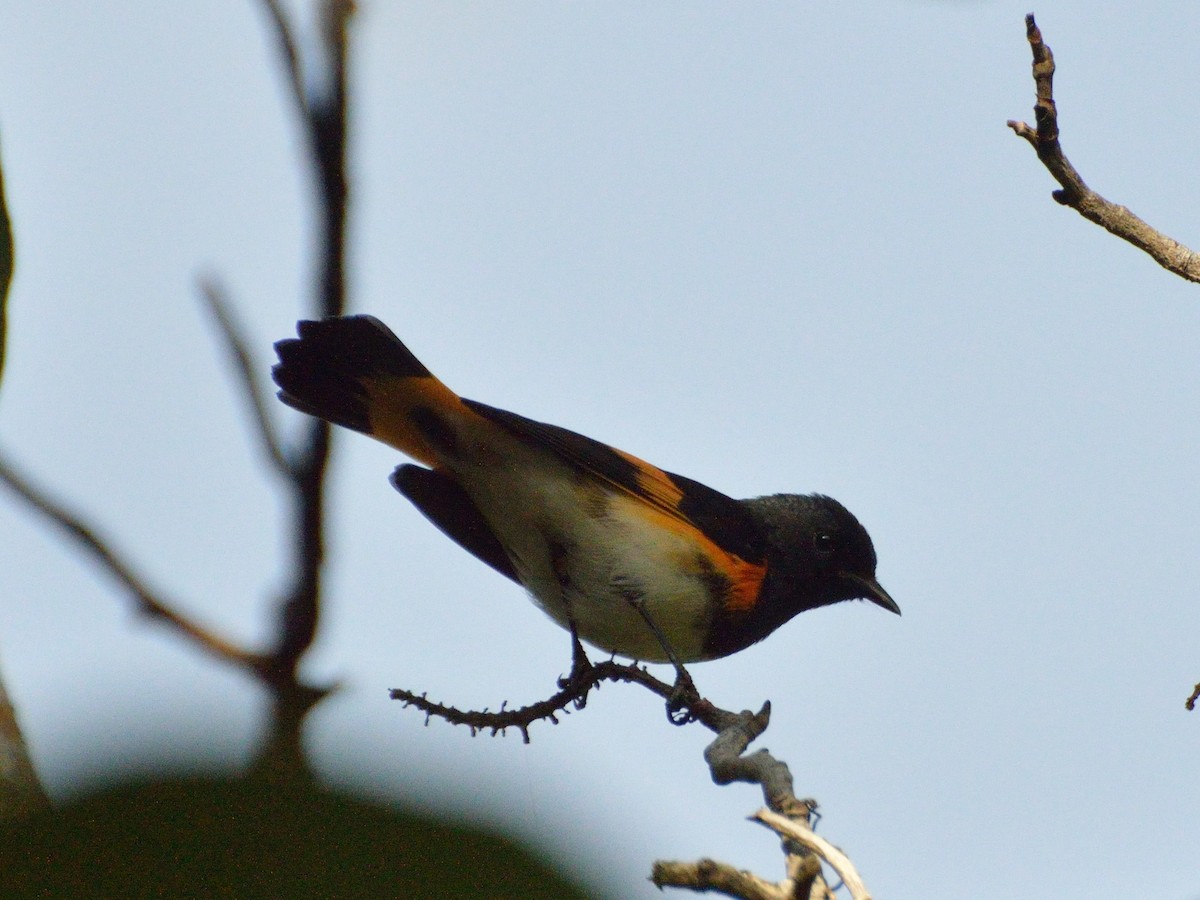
[{"left": 845, "top": 573, "right": 901, "bottom": 616}]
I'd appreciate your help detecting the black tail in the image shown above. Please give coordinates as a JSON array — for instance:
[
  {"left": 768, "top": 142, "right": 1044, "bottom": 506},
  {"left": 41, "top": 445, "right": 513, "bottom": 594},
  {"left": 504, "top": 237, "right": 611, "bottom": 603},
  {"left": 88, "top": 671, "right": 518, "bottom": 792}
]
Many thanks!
[
  {"left": 272, "top": 316, "right": 467, "bottom": 467},
  {"left": 272, "top": 316, "right": 432, "bottom": 435}
]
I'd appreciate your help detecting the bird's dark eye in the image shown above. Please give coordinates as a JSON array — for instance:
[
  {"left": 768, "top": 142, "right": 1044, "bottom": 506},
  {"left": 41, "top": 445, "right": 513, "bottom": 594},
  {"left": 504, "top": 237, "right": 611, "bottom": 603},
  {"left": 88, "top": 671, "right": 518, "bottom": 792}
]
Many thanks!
[{"left": 813, "top": 532, "right": 836, "bottom": 556}]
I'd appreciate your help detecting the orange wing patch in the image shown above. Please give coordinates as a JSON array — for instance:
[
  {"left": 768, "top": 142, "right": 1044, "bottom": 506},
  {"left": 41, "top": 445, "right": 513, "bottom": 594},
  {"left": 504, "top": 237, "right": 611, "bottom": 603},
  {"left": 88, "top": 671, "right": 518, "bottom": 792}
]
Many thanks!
[
  {"left": 459, "top": 399, "right": 771, "bottom": 611},
  {"left": 614, "top": 448, "right": 685, "bottom": 513}
]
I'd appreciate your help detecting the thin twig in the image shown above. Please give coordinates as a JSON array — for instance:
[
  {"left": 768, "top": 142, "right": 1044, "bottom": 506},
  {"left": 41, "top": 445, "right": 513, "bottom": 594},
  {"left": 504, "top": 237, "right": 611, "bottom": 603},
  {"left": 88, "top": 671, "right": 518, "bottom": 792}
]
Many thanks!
[
  {"left": 691, "top": 707, "right": 837, "bottom": 898},
  {"left": 1008, "top": 13, "right": 1200, "bottom": 713},
  {"left": 257, "top": 0, "right": 308, "bottom": 121},
  {"left": 197, "top": 276, "right": 291, "bottom": 477},
  {"left": 391, "top": 658, "right": 698, "bottom": 743},
  {"left": 0, "top": 445, "right": 264, "bottom": 675},
  {"left": 1006, "top": 13, "right": 1200, "bottom": 282}
]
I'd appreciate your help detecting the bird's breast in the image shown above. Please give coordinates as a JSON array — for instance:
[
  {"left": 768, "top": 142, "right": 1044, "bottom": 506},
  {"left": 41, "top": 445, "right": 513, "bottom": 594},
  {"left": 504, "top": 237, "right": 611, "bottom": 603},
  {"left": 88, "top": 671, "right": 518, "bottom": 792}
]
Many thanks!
[{"left": 454, "top": 453, "right": 728, "bottom": 662}]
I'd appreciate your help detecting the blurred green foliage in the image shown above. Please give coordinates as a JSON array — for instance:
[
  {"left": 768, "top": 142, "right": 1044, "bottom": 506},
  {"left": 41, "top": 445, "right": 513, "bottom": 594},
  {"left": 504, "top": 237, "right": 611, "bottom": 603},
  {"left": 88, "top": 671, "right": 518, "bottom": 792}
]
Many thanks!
[{"left": 0, "top": 775, "right": 596, "bottom": 899}]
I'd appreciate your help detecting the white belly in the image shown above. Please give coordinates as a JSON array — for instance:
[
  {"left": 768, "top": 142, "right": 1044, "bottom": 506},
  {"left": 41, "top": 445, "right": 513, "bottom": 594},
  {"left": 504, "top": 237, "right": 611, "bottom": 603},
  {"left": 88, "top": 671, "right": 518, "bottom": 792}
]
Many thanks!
[{"left": 452, "top": 444, "right": 716, "bottom": 663}]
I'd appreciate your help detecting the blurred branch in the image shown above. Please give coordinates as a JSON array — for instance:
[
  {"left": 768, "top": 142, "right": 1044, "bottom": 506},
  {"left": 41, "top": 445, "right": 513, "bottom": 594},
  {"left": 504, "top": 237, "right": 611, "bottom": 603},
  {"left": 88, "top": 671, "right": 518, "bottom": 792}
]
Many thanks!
[
  {"left": 265, "top": 0, "right": 353, "bottom": 689},
  {"left": 258, "top": 0, "right": 353, "bottom": 319},
  {"left": 0, "top": 446, "right": 264, "bottom": 676},
  {"left": 1007, "top": 14, "right": 1200, "bottom": 282},
  {"left": 198, "top": 276, "right": 290, "bottom": 476},
  {"left": 248, "top": 0, "right": 354, "bottom": 776},
  {"left": 312, "top": 0, "right": 352, "bottom": 320},
  {"left": 259, "top": 0, "right": 308, "bottom": 122},
  {"left": 0, "top": 1, "right": 354, "bottom": 786},
  {"left": 0, "top": 441, "right": 328, "bottom": 782}
]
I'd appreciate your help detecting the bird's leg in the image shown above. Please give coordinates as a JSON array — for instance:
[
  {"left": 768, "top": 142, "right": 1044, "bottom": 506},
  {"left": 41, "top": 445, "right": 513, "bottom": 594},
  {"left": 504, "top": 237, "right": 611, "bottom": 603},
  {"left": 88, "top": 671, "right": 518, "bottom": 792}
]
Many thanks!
[
  {"left": 551, "top": 541, "right": 593, "bottom": 705},
  {"left": 620, "top": 588, "right": 699, "bottom": 725},
  {"left": 558, "top": 618, "right": 594, "bottom": 688}
]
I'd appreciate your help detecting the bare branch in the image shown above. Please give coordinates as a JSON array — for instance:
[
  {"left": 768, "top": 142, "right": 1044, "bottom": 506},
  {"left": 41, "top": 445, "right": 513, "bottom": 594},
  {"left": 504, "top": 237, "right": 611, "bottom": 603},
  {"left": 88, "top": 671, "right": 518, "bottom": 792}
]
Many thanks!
[
  {"left": 652, "top": 858, "right": 786, "bottom": 899},
  {"left": 703, "top": 703, "right": 812, "bottom": 816},
  {"left": 1007, "top": 13, "right": 1200, "bottom": 282},
  {"left": 753, "top": 809, "right": 872, "bottom": 900},
  {"left": 197, "top": 276, "right": 291, "bottom": 477},
  {"left": 310, "top": 0, "right": 352, "bottom": 319},
  {"left": 0, "top": 440, "right": 335, "bottom": 788},
  {"left": 786, "top": 853, "right": 834, "bottom": 900},
  {"left": 1186, "top": 682, "right": 1200, "bottom": 711},
  {"left": 390, "top": 657, "right": 865, "bottom": 897},
  {"left": 670, "top": 707, "right": 840, "bottom": 898},
  {"left": 391, "top": 658, "right": 690, "bottom": 743},
  {"left": 267, "top": 1, "right": 355, "bottom": 681},
  {"left": 0, "top": 446, "right": 264, "bottom": 674}
]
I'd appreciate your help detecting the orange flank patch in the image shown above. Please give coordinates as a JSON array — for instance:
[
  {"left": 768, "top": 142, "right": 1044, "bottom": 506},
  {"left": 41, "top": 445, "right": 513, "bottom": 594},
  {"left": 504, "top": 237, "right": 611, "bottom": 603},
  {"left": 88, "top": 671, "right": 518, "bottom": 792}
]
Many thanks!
[{"left": 723, "top": 554, "right": 768, "bottom": 613}]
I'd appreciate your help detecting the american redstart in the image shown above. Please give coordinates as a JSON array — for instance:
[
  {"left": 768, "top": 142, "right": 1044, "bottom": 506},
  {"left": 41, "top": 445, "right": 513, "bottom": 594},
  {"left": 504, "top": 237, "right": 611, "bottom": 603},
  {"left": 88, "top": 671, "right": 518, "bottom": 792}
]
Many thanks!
[{"left": 272, "top": 316, "right": 897, "bottom": 670}]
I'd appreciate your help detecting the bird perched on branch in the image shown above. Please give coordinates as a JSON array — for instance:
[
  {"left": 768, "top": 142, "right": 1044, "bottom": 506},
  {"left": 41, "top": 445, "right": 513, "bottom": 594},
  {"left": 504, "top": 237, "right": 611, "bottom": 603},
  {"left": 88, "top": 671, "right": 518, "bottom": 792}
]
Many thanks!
[{"left": 273, "top": 316, "right": 897, "bottom": 693}]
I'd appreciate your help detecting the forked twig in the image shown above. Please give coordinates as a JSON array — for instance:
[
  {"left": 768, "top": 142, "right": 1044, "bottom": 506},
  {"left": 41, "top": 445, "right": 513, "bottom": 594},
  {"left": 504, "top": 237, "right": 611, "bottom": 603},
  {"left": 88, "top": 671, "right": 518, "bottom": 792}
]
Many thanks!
[
  {"left": 0, "top": 1, "right": 355, "bottom": 782},
  {"left": 753, "top": 808, "right": 871, "bottom": 900},
  {"left": 1007, "top": 13, "right": 1200, "bottom": 282}
]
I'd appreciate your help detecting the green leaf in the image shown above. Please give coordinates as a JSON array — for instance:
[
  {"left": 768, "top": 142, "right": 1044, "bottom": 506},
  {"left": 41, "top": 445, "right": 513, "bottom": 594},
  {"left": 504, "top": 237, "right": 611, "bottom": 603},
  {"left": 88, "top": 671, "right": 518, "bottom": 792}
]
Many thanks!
[{"left": 0, "top": 133, "right": 12, "bottom": 392}]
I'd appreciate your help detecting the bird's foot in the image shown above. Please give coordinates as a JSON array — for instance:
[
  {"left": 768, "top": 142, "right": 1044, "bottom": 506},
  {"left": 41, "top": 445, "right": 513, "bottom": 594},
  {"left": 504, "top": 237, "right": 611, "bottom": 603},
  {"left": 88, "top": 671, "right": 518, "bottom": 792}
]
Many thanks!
[
  {"left": 665, "top": 665, "right": 700, "bottom": 725},
  {"left": 558, "top": 632, "right": 595, "bottom": 709}
]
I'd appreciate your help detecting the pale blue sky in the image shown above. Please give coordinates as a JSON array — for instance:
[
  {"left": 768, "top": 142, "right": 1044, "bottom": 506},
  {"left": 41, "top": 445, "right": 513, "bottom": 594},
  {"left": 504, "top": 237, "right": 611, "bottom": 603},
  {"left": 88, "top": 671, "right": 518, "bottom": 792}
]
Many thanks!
[{"left": 2, "top": 3, "right": 1199, "bottom": 898}]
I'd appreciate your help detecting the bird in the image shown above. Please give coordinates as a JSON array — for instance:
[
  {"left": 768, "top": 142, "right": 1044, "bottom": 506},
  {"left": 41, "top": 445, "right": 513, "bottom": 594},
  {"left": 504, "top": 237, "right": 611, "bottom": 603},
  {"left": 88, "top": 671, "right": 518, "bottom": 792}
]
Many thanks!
[{"left": 272, "top": 315, "right": 898, "bottom": 678}]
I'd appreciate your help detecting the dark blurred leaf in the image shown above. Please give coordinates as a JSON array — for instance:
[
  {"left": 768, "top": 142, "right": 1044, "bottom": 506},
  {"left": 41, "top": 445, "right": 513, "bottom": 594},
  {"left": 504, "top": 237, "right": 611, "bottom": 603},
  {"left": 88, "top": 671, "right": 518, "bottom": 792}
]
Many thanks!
[
  {"left": 0, "top": 775, "right": 598, "bottom": 899},
  {"left": 0, "top": 133, "right": 11, "bottom": 392}
]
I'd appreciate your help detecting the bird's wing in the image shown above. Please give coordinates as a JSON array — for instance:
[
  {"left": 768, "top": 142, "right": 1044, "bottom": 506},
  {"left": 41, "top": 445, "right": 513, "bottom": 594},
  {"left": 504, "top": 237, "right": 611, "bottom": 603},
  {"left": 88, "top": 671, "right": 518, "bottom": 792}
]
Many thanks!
[
  {"left": 390, "top": 464, "right": 521, "bottom": 584},
  {"left": 462, "top": 399, "right": 767, "bottom": 569}
]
